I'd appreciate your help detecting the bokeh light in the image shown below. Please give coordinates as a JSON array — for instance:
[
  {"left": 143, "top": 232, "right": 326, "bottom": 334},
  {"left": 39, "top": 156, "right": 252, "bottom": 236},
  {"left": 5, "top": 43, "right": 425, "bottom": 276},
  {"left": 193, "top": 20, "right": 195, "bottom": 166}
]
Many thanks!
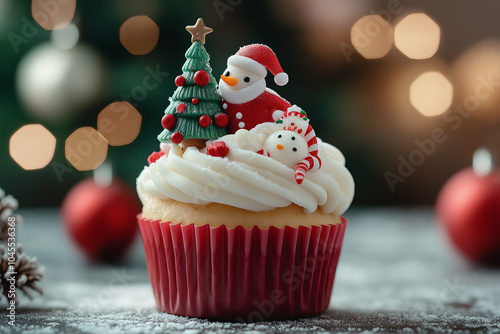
[
  {"left": 97, "top": 102, "right": 142, "bottom": 146},
  {"left": 395, "top": 13, "right": 440, "bottom": 59},
  {"left": 473, "top": 148, "right": 493, "bottom": 176},
  {"left": 351, "top": 15, "right": 393, "bottom": 59},
  {"left": 452, "top": 40, "right": 500, "bottom": 116},
  {"left": 410, "top": 71, "right": 453, "bottom": 116},
  {"left": 51, "top": 22, "right": 79, "bottom": 49},
  {"left": 274, "top": 0, "right": 367, "bottom": 72},
  {"left": 119, "top": 15, "right": 159, "bottom": 55},
  {"left": 9, "top": 124, "right": 56, "bottom": 170},
  {"left": 65, "top": 127, "right": 108, "bottom": 171},
  {"left": 31, "top": 0, "right": 76, "bottom": 30},
  {"left": 16, "top": 43, "right": 106, "bottom": 122}
]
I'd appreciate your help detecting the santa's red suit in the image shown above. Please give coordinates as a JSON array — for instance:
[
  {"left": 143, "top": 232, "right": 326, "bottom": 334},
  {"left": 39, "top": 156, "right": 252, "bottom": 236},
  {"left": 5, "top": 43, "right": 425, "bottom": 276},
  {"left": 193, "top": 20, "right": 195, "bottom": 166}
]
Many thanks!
[{"left": 222, "top": 89, "right": 291, "bottom": 134}]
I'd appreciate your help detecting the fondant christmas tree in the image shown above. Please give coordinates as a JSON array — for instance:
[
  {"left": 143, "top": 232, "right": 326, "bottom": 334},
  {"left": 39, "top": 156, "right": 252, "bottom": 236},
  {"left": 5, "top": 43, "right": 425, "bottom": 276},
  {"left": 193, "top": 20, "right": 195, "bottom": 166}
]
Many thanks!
[{"left": 158, "top": 18, "right": 228, "bottom": 149}]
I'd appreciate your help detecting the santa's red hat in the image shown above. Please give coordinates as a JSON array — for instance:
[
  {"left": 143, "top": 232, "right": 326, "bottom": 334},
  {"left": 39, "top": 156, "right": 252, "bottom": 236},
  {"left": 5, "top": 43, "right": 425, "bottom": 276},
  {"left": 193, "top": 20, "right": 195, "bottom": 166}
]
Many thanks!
[{"left": 228, "top": 44, "right": 289, "bottom": 86}]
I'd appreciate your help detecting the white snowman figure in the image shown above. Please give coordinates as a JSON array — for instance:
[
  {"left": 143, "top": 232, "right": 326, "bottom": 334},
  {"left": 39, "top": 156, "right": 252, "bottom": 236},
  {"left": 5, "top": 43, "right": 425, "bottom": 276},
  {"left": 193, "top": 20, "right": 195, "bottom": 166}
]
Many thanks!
[
  {"left": 219, "top": 44, "right": 291, "bottom": 134},
  {"left": 261, "top": 130, "right": 309, "bottom": 169},
  {"left": 235, "top": 105, "right": 322, "bottom": 184}
]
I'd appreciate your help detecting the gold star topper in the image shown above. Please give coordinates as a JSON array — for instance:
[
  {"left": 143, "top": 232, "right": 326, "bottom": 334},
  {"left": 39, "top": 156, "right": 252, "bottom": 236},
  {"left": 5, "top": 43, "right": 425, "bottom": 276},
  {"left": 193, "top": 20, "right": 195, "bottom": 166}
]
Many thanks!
[{"left": 186, "top": 18, "right": 213, "bottom": 44}]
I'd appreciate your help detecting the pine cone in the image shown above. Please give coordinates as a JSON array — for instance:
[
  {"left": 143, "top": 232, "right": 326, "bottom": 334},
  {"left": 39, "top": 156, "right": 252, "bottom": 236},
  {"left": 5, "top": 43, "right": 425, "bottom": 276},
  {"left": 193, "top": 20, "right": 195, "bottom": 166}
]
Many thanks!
[
  {"left": 0, "top": 188, "right": 22, "bottom": 243},
  {"left": 0, "top": 245, "right": 44, "bottom": 303}
]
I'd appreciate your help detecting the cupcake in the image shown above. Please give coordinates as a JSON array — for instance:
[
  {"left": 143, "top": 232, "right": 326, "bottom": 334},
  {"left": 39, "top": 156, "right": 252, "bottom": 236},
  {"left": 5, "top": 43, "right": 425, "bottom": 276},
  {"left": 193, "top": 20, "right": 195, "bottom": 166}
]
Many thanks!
[{"left": 136, "top": 19, "right": 354, "bottom": 321}]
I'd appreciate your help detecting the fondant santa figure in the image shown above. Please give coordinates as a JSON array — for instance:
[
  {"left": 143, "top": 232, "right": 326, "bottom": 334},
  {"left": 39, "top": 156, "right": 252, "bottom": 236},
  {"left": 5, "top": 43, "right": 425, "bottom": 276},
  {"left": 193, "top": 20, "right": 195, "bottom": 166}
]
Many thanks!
[{"left": 219, "top": 44, "right": 292, "bottom": 134}]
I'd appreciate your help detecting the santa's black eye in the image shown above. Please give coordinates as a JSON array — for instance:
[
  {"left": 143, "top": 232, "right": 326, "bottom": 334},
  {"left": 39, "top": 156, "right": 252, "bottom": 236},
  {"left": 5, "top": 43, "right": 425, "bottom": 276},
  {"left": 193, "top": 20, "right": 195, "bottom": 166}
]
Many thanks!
[
  {"left": 225, "top": 71, "right": 230, "bottom": 76},
  {"left": 278, "top": 134, "right": 282, "bottom": 138},
  {"left": 244, "top": 77, "right": 250, "bottom": 82},
  {"left": 293, "top": 148, "right": 297, "bottom": 152},
  {"left": 291, "top": 136, "right": 295, "bottom": 140}
]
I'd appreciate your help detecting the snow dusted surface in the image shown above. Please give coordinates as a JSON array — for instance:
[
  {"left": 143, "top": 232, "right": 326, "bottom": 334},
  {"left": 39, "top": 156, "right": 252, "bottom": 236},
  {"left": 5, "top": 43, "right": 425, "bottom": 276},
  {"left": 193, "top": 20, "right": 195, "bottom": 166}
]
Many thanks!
[{"left": 2, "top": 208, "right": 500, "bottom": 334}]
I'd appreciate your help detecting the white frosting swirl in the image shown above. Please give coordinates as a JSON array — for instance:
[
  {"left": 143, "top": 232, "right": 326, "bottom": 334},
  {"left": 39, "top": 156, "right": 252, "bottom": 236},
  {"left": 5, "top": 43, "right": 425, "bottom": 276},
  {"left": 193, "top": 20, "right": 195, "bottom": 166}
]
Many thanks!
[{"left": 137, "top": 135, "right": 354, "bottom": 215}]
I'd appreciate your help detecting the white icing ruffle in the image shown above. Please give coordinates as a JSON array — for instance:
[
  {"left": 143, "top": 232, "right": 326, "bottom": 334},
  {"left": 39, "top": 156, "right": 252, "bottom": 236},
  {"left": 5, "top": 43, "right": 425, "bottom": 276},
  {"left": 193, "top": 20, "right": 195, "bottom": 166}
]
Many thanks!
[{"left": 137, "top": 137, "right": 354, "bottom": 215}]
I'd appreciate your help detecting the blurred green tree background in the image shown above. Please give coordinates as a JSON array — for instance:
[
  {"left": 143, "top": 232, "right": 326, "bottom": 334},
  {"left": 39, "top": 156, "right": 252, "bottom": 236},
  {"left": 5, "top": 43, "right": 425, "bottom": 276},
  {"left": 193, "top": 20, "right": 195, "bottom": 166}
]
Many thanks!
[{"left": 3, "top": 0, "right": 500, "bottom": 207}]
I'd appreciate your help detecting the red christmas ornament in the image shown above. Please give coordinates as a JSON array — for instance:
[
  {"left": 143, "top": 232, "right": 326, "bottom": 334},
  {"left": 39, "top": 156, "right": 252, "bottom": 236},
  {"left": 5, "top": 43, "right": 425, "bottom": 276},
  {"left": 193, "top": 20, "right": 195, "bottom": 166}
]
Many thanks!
[
  {"left": 215, "top": 113, "right": 229, "bottom": 128},
  {"left": 194, "top": 70, "right": 209, "bottom": 86},
  {"left": 436, "top": 149, "right": 500, "bottom": 266},
  {"left": 192, "top": 98, "right": 199, "bottom": 105},
  {"left": 199, "top": 114, "right": 211, "bottom": 127},
  {"left": 175, "top": 75, "right": 186, "bottom": 87},
  {"left": 176, "top": 103, "right": 186, "bottom": 113},
  {"left": 171, "top": 131, "right": 183, "bottom": 144},
  {"left": 61, "top": 178, "right": 140, "bottom": 263},
  {"left": 161, "top": 114, "right": 176, "bottom": 130}
]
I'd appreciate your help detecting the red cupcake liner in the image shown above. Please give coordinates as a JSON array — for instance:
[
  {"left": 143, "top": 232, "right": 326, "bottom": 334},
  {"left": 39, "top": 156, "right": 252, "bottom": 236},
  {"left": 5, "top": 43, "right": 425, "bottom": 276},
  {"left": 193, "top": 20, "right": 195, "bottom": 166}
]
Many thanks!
[{"left": 137, "top": 214, "right": 347, "bottom": 321}]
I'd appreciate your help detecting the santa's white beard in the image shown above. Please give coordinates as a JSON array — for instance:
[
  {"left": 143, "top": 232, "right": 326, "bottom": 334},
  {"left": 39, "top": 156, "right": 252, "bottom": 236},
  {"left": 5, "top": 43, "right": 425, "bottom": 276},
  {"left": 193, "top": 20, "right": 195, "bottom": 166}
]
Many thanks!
[{"left": 219, "top": 78, "right": 266, "bottom": 104}]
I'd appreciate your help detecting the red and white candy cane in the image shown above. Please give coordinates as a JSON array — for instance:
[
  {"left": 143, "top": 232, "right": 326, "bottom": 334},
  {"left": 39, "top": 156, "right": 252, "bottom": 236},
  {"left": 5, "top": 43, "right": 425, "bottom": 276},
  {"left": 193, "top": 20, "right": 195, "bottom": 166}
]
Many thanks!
[{"left": 294, "top": 123, "right": 321, "bottom": 184}]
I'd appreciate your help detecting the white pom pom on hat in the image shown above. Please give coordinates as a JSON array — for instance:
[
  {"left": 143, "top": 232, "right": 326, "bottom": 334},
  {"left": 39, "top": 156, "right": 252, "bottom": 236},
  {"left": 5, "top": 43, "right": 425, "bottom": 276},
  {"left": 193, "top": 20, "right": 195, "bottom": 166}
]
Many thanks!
[
  {"left": 274, "top": 72, "right": 289, "bottom": 86},
  {"left": 227, "top": 44, "right": 289, "bottom": 86}
]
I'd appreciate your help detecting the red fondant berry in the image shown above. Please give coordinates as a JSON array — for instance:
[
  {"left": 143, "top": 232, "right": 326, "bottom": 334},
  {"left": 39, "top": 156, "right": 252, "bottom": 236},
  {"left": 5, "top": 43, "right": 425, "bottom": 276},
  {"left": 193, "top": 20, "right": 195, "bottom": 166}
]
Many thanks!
[
  {"left": 194, "top": 70, "right": 209, "bottom": 86},
  {"left": 175, "top": 75, "right": 186, "bottom": 87},
  {"left": 214, "top": 113, "right": 229, "bottom": 128},
  {"left": 176, "top": 103, "right": 186, "bottom": 113},
  {"left": 199, "top": 114, "right": 211, "bottom": 127},
  {"left": 192, "top": 98, "right": 199, "bottom": 105},
  {"left": 207, "top": 141, "right": 229, "bottom": 158},
  {"left": 161, "top": 114, "right": 176, "bottom": 130},
  {"left": 170, "top": 131, "right": 183, "bottom": 144},
  {"left": 147, "top": 151, "right": 165, "bottom": 165}
]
